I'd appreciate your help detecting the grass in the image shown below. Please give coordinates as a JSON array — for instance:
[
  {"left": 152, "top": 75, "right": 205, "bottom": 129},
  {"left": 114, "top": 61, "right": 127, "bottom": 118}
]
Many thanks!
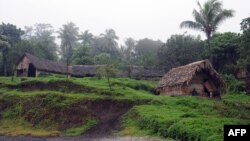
[
  {"left": 0, "top": 76, "right": 250, "bottom": 140},
  {"left": 121, "top": 95, "right": 250, "bottom": 141},
  {"left": 0, "top": 76, "right": 159, "bottom": 136},
  {"left": 63, "top": 119, "right": 97, "bottom": 136},
  {"left": 0, "top": 119, "right": 59, "bottom": 136}
]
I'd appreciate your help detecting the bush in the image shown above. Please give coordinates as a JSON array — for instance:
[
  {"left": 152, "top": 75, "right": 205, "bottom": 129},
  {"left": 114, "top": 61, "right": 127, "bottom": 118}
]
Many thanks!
[{"left": 223, "top": 74, "right": 246, "bottom": 94}]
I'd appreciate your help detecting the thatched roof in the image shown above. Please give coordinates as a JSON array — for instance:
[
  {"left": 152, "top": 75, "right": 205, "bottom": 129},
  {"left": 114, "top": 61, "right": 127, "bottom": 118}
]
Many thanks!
[
  {"left": 156, "top": 60, "right": 225, "bottom": 91},
  {"left": 70, "top": 65, "right": 106, "bottom": 77},
  {"left": 21, "top": 53, "right": 69, "bottom": 74}
]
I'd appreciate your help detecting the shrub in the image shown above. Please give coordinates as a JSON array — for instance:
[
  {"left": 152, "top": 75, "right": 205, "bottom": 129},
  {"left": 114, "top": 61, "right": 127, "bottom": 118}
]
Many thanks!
[{"left": 223, "top": 74, "right": 246, "bottom": 94}]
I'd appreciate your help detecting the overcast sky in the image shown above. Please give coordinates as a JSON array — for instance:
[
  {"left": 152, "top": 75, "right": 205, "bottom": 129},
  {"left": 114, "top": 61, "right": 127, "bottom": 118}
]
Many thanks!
[{"left": 0, "top": 0, "right": 249, "bottom": 44}]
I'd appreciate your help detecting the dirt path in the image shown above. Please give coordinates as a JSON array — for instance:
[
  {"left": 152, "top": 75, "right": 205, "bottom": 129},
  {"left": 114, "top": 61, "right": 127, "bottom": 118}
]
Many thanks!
[{"left": 0, "top": 136, "right": 168, "bottom": 141}]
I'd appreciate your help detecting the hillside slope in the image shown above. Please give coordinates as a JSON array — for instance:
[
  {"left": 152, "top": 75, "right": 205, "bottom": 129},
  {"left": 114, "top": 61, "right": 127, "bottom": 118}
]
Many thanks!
[{"left": 0, "top": 77, "right": 249, "bottom": 141}]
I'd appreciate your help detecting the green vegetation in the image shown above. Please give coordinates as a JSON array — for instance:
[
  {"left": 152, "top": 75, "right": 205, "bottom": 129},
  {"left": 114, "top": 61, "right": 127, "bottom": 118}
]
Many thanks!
[
  {"left": 0, "top": 119, "right": 59, "bottom": 136},
  {"left": 0, "top": 76, "right": 249, "bottom": 141},
  {"left": 224, "top": 74, "right": 246, "bottom": 94},
  {"left": 0, "top": 0, "right": 249, "bottom": 140},
  {"left": 121, "top": 96, "right": 250, "bottom": 141},
  {"left": 0, "top": 76, "right": 158, "bottom": 136},
  {"left": 63, "top": 119, "right": 97, "bottom": 136}
]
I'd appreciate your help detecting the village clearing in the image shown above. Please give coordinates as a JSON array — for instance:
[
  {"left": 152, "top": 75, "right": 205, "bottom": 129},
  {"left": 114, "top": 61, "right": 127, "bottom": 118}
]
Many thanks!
[{"left": 0, "top": 76, "right": 249, "bottom": 141}]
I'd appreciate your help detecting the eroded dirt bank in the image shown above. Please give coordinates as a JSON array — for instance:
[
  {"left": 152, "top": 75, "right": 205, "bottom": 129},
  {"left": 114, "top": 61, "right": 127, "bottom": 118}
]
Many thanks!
[{"left": 0, "top": 136, "right": 167, "bottom": 141}]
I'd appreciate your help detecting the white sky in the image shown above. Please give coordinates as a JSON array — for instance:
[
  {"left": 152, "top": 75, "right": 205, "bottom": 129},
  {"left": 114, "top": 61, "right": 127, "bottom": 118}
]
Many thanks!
[{"left": 0, "top": 0, "right": 249, "bottom": 44}]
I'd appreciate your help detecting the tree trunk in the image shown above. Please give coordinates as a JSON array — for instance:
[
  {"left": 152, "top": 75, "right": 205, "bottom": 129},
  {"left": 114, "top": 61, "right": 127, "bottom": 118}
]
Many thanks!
[
  {"left": 107, "top": 76, "right": 112, "bottom": 91},
  {"left": 206, "top": 34, "right": 212, "bottom": 60}
]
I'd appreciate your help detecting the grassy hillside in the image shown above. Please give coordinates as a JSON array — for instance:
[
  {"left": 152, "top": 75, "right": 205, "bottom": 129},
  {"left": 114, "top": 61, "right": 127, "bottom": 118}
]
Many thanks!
[{"left": 0, "top": 76, "right": 249, "bottom": 141}]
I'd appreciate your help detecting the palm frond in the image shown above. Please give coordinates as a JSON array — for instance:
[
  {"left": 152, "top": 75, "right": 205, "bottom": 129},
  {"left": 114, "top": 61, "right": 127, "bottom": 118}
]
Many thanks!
[
  {"left": 213, "top": 9, "right": 235, "bottom": 27},
  {"left": 193, "top": 9, "right": 206, "bottom": 26},
  {"left": 204, "top": 0, "right": 222, "bottom": 25},
  {"left": 180, "top": 21, "right": 203, "bottom": 31},
  {"left": 196, "top": 1, "right": 203, "bottom": 11}
]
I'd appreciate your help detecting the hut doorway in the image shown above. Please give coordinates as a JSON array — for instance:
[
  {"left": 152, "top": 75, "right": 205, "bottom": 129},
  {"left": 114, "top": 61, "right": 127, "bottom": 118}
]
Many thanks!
[{"left": 28, "top": 64, "right": 36, "bottom": 77}]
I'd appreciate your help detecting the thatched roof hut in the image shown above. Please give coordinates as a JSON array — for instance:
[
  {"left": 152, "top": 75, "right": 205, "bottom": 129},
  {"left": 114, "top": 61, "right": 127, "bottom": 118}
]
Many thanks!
[
  {"left": 15, "top": 53, "right": 68, "bottom": 77},
  {"left": 156, "top": 60, "right": 225, "bottom": 97},
  {"left": 15, "top": 53, "right": 165, "bottom": 79},
  {"left": 70, "top": 65, "right": 106, "bottom": 77}
]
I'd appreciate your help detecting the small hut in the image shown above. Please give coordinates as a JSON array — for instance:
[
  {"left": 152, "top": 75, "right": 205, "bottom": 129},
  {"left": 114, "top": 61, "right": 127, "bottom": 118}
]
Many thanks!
[
  {"left": 15, "top": 53, "right": 69, "bottom": 77},
  {"left": 156, "top": 60, "right": 225, "bottom": 97}
]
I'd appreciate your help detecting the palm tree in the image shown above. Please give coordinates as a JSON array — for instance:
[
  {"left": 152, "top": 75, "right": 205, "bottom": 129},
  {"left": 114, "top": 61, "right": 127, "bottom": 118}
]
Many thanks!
[
  {"left": 180, "top": 0, "right": 234, "bottom": 57},
  {"left": 0, "top": 35, "right": 11, "bottom": 76},
  {"left": 58, "top": 22, "right": 79, "bottom": 66},
  {"left": 80, "top": 30, "right": 94, "bottom": 45},
  {"left": 100, "top": 29, "right": 119, "bottom": 57},
  {"left": 58, "top": 22, "right": 79, "bottom": 77}
]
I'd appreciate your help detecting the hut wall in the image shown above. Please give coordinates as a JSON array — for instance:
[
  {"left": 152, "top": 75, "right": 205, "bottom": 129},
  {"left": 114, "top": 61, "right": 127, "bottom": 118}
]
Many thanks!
[
  {"left": 36, "top": 70, "right": 41, "bottom": 77},
  {"left": 181, "top": 85, "right": 193, "bottom": 95},
  {"left": 160, "top": 86, "right": 185, "bottom": 96},
  {"left": 16, "top": 56, "right": 31, "bottom": 77},
  {"left": 188, "top": 83, "right": 206, "bottom": 96}
]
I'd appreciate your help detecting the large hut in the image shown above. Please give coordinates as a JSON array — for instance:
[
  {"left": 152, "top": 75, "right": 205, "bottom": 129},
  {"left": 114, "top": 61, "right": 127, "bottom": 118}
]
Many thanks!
[
  {"left": 15, "top": 53, "right": 69, "bottom": 77},
  {"left": 15, "top": 53, "right": 166, "bottom": 79},
  {"left": 156, "top": 60, "right": 225, "bottom": 97},
  {"left": 70, "top": 65, "right": 106, "bottom": 77}
]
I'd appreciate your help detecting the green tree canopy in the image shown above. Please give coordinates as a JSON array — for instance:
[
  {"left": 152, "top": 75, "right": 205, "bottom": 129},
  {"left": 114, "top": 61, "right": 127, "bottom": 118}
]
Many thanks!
[
  {"left": 158, "top": 34, "right": 204, "bottom": 70},
  {"left": 58, "top": 22, "right": 79, "bottom": 65},
  {"left": 180, "top": 0, "right": 234, "bottom": 57},
  {"left": 72, "top": 44, "right": 93, "bottom": 65},
  {"left": 134, "top": 38, "right": 163, "bottom": 67},
  {"left": 22, "top": 23, "right": 58, "bottom": 60},
  {"left": 121, "top": 37, "right": 136, "bottom": 66},
  {"left": 0, "top": 23, "right": 23, "bottom": 76},
  {"left": 209, "top": 32, "right": 241, "bottom": 74},
  {"left": 99, "top": 29, "right": 120, "bottom": 58},
  {"left": 94, "top": 53, "right": 112, "bottom": 65},
  {"left": 79, "top": 30, "right": 94, "bottom": 45},
  {"left": 239, "top": 17, "right": 250, "bottom": 71}
]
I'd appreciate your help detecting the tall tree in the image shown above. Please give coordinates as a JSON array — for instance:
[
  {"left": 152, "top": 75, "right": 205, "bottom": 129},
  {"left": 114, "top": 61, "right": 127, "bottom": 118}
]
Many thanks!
[
  {"left": 100, "top": 29, "right": 120, "bottom": 58},
  {"left": 23, "top": 23, "right": 58, "bottom": 60},
  {"left": 180, "top": 0, "right": 234, "bottom": 57},
  {"left": 58, "top": 22, "right": 79, "bottom": 66},
  {"left": 0, "top": 23, "right": 23, "bottom": 76},
  {"left": 0, "top": 23, "right": 23, "bottom": 42},
  {"left": 79, "top": 30, "right": 94, "bottom": 45},
  {"left": 209, "top": 32, "right": 241, "bottom": 74},
  {"left": 121, "top": 38, "right": 136, "bottom": 65},
  {"left": 0, "top": 35, "right": 10, "bottom": 76},
  {"left": 158, "top": 34, "right": 204, "bottom": 70},
  {"left": 134, "top": 38, "right": 163, "bottom": 67},
  {"left": 239, "top": 17, "right": 250, "bottom": 72}
]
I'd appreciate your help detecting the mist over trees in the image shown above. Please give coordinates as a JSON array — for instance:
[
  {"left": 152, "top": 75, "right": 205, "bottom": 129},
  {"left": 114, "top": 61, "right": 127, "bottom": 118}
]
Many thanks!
[
  {"left": 2, "top": 0, "right": 250, "bottom": 95},
  {"left": 0, "top": 10, "right": 249, "bottom": 79},
  {"left": 23, "top": 23, "right": 58, "bottom": 60}
]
